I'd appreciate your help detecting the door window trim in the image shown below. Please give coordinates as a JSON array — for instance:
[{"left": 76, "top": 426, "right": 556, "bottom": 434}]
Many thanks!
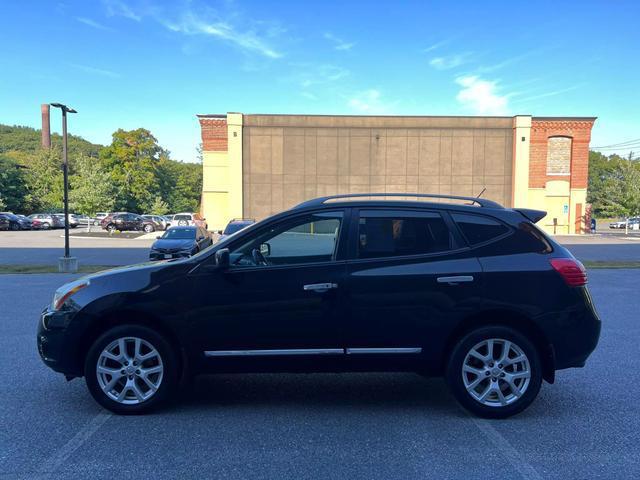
[
  {"left": 346, "top": 207, "right": 464, "bottom": 262},
  {"left": 223, "top": 208, "right": 351, "bottom": 271}
]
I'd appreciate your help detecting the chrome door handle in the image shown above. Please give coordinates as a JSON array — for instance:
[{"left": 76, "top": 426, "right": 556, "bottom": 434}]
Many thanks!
[
  {"left": 437, "top": 275, "right": 474, "bottom": 285},
  {"left": 303, "top": 283, "right": 338, "bottom": 292}
]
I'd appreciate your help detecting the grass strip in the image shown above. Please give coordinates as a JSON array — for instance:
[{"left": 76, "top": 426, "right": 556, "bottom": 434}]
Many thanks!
[
  {"left": 583, "top": 261, "right": 640, "bottom": 269},
  {"left": 0, "top": 265, "right": 116, "bottom": 274}
]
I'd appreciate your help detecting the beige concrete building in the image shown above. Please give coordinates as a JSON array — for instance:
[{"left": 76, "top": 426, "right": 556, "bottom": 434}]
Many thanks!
[{"left": 198, "top": 113, "right": 595, "bottom": 234}]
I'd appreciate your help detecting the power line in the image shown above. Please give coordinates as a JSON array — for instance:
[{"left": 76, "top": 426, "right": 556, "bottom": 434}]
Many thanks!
[{"left": 592, "top": 137, "right": 640, "bottom": 149}]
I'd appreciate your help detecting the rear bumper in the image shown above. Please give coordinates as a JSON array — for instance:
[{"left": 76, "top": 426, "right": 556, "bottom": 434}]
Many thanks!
[{"left": 541, "top": 288, "right": 601, "bottom": 370}]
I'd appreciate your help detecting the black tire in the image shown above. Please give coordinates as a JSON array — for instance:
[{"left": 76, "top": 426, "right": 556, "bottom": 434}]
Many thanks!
[
  {"left": 445, "top": 325, "right": 542, "bottom": 419},
  {"left": 178, "top": 220, "right": 188, "bottom": 226},
  {"left": 10, "top": 223, "right": 19, "bottom": 231},
  {"left": 84, "top": 324, "right": 179, "bottom": 415},
  {"left": 42, "top": 222, "right": 50, "bottom": 230},
  {"left": 143, "top": 224, "right": 154, "bottom": 233},
  {"left": 106, "top": 224, "right": 116, "bottom": 232}
]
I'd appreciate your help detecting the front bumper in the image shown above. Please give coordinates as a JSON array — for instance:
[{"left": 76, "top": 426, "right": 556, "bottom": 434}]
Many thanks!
[
  {"left": 149, "top": 250, "right": 192, "bottom": 261},
  {"left": 37, "top": 308, "right": 83, "bottom": 376}
]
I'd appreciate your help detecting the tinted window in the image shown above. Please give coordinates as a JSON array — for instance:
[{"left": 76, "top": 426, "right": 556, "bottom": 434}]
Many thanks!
[
  {"left": 163, "top": 228, "right": 195, "bottom": 239},
  {"left": 357, "top": 210, "right": 452, "bottom": 259},
  {"left": 174, "top": 214, "right": 190, "bottom": 221},
  {"left": 224, "top": 221, "right": 252, "bottom": 235},
  {"left": 452, "top": 213, "right": 509, "bottom": 246},
  {"left": 230, "top": 212, "right": 342, "bottom": 267}
]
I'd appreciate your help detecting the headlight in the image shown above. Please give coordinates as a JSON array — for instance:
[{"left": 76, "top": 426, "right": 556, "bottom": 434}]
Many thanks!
[{"left": 52, "top": 279, "right": 90, "bottom": 311}]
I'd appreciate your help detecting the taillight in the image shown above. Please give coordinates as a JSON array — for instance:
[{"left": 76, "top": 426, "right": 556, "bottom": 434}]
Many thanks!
[{"left": 550, "top": 258, "right": 587, "bottom": 287}]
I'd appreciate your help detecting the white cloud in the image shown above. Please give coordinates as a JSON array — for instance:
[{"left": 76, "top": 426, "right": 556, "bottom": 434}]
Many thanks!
[
  {"left": 323, "top": 32, "right": 354, "bottom": 51},
  {"left": 347, "top": 89, "right": 397, "bottom": 114},
  {"left": 102, "top": 1, "right": 283, "bottom": 59},
  {"left": 423, "top": 40, "right": 449, "bottom": 53},
  {"left": 102, "top": 0, "right": 142, "bottom": 21},
  {"left": 455, "top": 76, "right": 508, "bottom": 115},
  {"left": 164, "top": 12, "right": 283, "bottom": 59},
  {"left": 75, "top": 17, "right": 112, "bottom": 31},
  {"left": 429, "top": 54, "right": 468, "bottom": 70},
  {"left": 69, "top": 63, "right": 121, "bottom": 78}
]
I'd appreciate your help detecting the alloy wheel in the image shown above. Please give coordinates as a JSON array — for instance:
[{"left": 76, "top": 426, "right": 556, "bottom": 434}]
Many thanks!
[
  {"left": 461, "top": 338, "right": 531, "bottom": 407},
  {"left": 96, "top": 337, "right": 164, "bottom": 405}
]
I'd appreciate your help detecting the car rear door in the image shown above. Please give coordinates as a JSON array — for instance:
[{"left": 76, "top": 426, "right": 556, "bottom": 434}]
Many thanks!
[{"left": 342, "top": 208, "right": 483, "bottom": 371}]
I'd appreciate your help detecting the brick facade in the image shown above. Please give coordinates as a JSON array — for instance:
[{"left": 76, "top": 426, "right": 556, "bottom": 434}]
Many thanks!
[
  {"left": 199, "top": 117, "right": 228, "bottom": 152},
  {"left": 529, "top": 118, "right": 595, "bottom": 189}
]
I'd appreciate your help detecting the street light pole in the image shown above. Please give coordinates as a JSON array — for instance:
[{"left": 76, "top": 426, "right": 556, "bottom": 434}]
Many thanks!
[
  {"left": 50, "top": 103, "right": 77, "bottom": 272},
  {"left": 61, "top": 107, "right": 70, "bottom": 258}
]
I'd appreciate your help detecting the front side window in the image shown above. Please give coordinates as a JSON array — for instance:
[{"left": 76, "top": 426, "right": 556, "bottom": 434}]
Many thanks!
[
  {"left": 357, "top": 210, "right": 452, "bottom": 259},
  {"left": 230, "top": 211, "right": 342, "bottom": 267},
  {"left": 452, "top": 213, "right": 509, "bottom": 246}
]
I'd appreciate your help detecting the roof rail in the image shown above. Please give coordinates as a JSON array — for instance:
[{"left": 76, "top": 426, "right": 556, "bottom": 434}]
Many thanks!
[{"left": 294, "top": 193, "right": 503, "bottom": 209}]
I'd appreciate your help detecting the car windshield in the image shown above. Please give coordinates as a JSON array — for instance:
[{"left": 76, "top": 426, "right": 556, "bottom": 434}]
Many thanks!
[
  {"left": 162, "top": 228, "right": 195, "bottom": 240},
  {"left": 224, "top": 222, "right": 252, "bottom": 235}
]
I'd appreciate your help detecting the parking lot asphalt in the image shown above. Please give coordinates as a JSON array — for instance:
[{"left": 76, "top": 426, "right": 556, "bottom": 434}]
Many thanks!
[
  {"left": 1, "top": 270, "right": 639, "bottom": 479},
  {"left": 0, "top": 230, "right": 153, "bottom": 266}
]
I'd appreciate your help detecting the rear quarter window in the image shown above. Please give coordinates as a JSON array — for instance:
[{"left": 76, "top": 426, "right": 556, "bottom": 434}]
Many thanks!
[{"left": 451, "top": 213, "right": 509, "bottom": 246}]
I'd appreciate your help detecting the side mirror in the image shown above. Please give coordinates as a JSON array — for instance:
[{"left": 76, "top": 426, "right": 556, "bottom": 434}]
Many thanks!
[
  {"left": 217, "top": 230, "right": 223, "bottom": 235},
  {"left": 215, "top": 248, "right": 230, "bottom": 269},
  {"left": 156, "top": 236, "right": 161, "bottom": 239},
  {"left": 259, "top": 242, "right": 271, "bottom": 257}
]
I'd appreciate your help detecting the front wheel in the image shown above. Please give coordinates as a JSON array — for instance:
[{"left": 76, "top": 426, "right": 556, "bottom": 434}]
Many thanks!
[
  {"left": 84, "top": 325, "right": 178, "bottom": 415},
  {"left": 445, "top": 326, "right": 542, "bottom": 419}
]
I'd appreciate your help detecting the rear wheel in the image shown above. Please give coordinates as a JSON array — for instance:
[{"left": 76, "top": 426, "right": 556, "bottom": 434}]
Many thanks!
[
  {"left": 42, "top": 222, "right": 50, "bottom": 230},
  {"left": 446, "top": 325, "right": 542, "bottom": 419},
  {"left": 143, "top": 224, "right": 155, "bottom": 233},
  {"left": 10, "top": 223, "right": 19, "bottom": 231},
  {"left": 84, "top": 325, "right": 178, "bottom": 414}
]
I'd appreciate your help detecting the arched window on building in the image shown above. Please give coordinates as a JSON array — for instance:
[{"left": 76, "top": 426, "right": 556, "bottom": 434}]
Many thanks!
[{"left": 546, "top": 136, "right": 572, "bottom": 175}]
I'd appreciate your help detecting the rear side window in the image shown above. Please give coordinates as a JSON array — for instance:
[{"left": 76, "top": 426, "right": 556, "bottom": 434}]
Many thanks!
[
  {"left": 357, "top": 210, "right": 452, "bottom": 259},
  {"left": 452, "top": 213, "right": 509, "bottom": 246}
]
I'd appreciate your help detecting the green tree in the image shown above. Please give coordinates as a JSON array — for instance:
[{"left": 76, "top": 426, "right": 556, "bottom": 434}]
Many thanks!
[
  {"left": 150, "top": 196, "right": 169, "bottom": 215},
  {"left": 0, "top": 154, "right": 28, "bottom": 212},
  {"left": 100, "top": 128, "right": 166, "bottom": 212},
  {"left": 24, "top": 148, "right": 63, "bottom": 212},
  {"left": 588, "top": 151, "right": 640, "bottom": 217},
  {"left": 69, "top": 154, "right": 115, "bottom": 215}
]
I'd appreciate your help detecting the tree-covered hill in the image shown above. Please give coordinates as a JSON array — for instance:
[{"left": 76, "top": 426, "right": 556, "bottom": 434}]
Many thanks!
[
  {"left": 0, "top": 124, "right": 202, "bottom": 216},
  {"left": 0, "top": 124, "right": 101, "bottom": 158}
]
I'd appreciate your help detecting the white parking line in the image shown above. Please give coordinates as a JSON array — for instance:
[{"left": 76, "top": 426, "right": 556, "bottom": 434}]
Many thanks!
[
  {"left": 471, "top": 417, "right": 543, "bottom": 480},
  {"left": 37, "top": 411, "right": 112, "bottom": 477}
]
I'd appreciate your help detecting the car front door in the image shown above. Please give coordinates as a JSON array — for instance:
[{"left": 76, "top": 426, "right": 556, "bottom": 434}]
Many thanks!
[
  {"left": 185, "top": 209, "right": 349, "bottom": 372},
  {"left": 343, "top": 208, "right": 483, "bottom": 371}
]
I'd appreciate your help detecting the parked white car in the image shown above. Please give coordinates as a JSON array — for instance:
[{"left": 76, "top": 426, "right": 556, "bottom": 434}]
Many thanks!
[{"left": 168, "top": 212, "right": 207, "bottom": 229}]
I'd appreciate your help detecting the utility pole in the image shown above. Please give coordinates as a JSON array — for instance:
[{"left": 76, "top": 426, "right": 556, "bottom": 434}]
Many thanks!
[{"left": 50, "top": 103, "right": 78, "bottom": 272}]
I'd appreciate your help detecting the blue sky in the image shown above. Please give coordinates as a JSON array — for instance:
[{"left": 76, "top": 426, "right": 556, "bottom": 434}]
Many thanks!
[{"left": 1, "top": 0, "right": 639, "bottom": 162}]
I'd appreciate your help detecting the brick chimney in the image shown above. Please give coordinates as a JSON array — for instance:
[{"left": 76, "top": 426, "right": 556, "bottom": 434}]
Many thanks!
[{"left": 41, "top": 104, "right": 51, "bottom": 149}]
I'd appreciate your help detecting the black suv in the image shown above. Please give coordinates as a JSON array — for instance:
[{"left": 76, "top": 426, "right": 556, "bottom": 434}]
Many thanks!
[{"left": 37, "top": 194, "right": 600, "bottom": 418}]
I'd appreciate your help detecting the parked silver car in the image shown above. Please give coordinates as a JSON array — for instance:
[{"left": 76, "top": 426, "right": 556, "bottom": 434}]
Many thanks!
[{"left": 28, "top": 213, "right": 64, "bottom": 229}]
